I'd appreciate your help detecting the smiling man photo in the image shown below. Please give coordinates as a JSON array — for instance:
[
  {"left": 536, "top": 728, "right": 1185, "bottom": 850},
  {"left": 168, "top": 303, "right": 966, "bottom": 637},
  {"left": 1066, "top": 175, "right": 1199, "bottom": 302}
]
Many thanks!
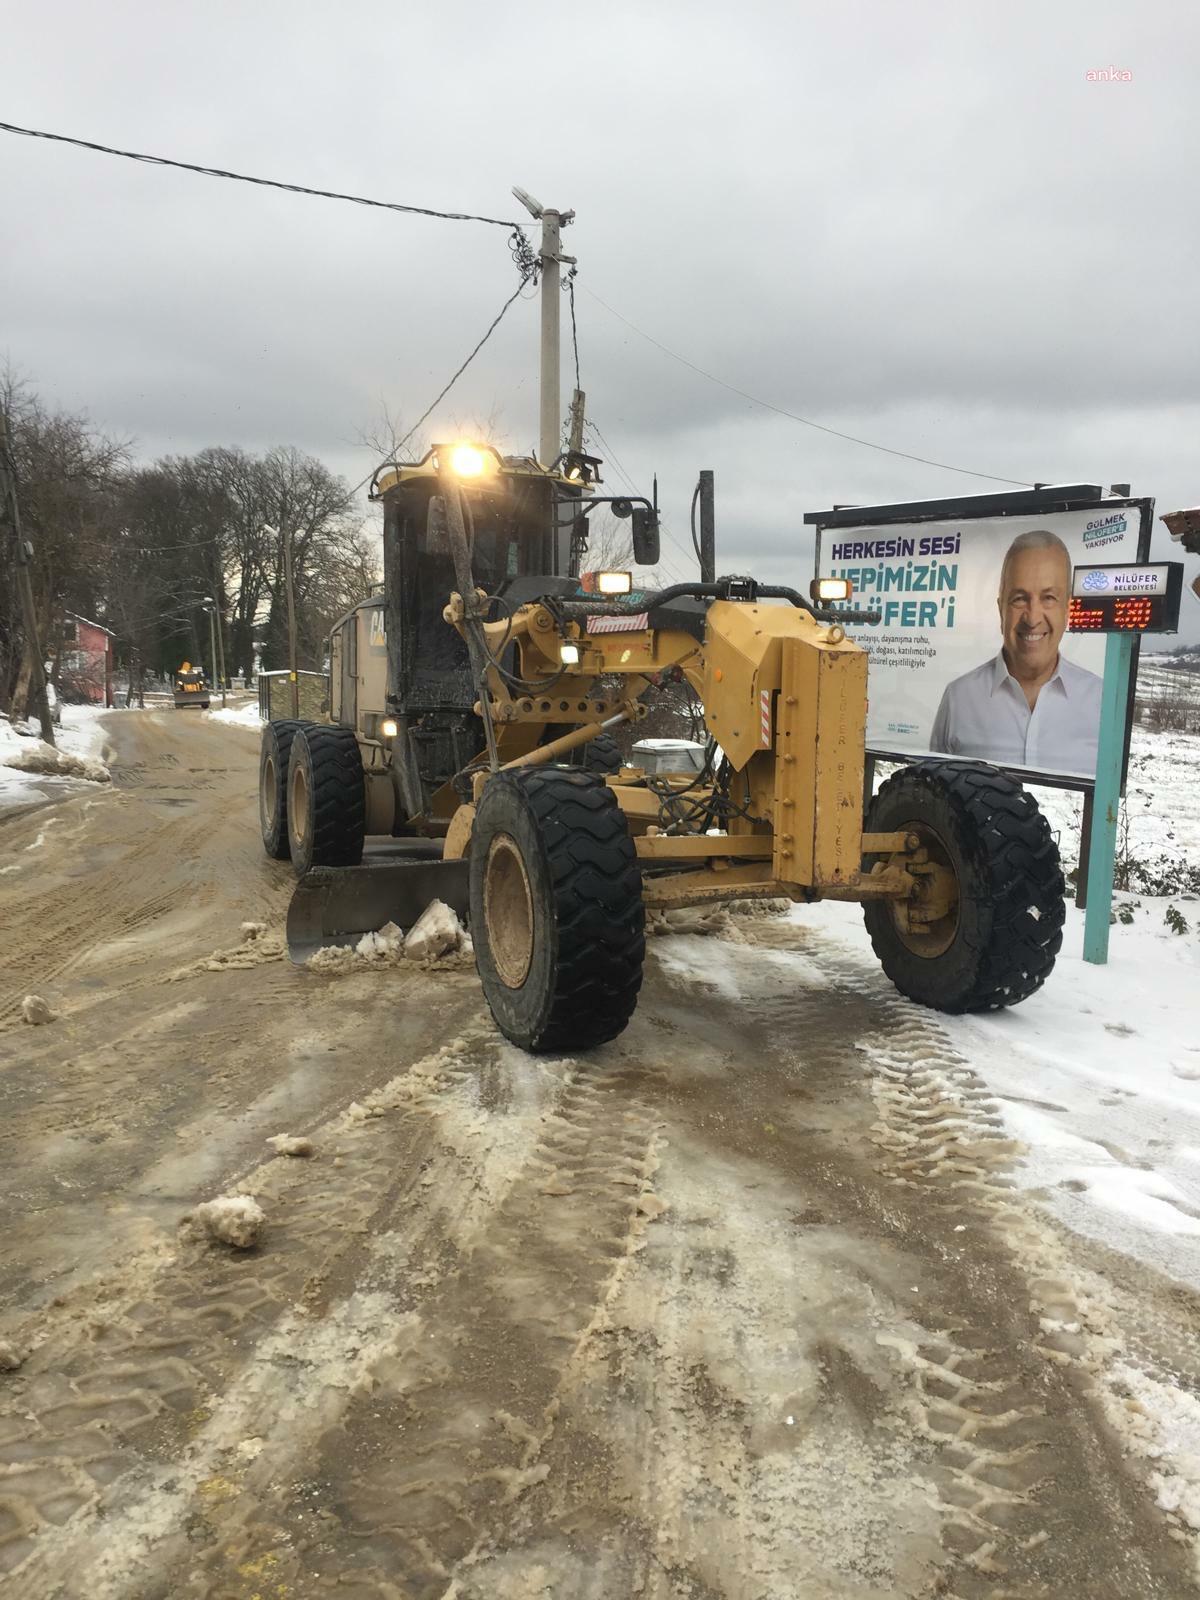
[{"left": 929, "top": 528, "right": 1103, "bottom": 774}]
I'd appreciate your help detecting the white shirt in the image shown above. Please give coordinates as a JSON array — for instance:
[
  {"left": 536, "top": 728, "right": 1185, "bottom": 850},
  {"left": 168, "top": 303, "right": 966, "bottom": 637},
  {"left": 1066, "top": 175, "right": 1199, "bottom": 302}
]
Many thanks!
[{"left": 929, "top": 650, "right": 1103, "bottom": 776}]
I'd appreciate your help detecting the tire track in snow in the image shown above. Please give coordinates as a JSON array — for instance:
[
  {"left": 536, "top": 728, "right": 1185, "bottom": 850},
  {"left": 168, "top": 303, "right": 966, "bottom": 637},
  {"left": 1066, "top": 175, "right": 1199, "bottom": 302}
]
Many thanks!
[{"left": 641, "top": 917, "right": 1195, "bottom": 1598}]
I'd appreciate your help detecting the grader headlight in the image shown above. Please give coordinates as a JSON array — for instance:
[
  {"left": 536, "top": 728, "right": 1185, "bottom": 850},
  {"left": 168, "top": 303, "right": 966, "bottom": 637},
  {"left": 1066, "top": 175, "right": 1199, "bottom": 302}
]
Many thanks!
[
  {"left": 597, "top": 570, "right": 633, "bottom": 595},
  {"left": 810, "top": 576, "right": 853, "bottom": 603},
  {"left": 560, "top": 642, "right": 582, "bottom": 666},
  {"left": 447, "top": 444, "right": 491, "bottom": 478}
]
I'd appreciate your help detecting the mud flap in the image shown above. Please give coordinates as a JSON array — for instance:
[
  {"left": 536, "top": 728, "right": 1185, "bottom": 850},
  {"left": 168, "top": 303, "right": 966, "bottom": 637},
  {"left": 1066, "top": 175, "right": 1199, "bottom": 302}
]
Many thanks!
[{"left": 286, "top": 858, "right": 470, "bottom": 965}]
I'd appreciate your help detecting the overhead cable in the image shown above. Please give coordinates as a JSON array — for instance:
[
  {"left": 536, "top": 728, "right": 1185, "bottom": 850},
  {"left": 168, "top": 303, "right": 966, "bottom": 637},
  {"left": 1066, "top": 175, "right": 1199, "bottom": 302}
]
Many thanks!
[
  {"left": 582, "top": 284, "right": 1034, "bottom": 488},
  {"left": 0, "top": 120, "right": 524, "bottom": 229},
  {"left": 353, "top": 274, "right": 534, "bottom": 496}
]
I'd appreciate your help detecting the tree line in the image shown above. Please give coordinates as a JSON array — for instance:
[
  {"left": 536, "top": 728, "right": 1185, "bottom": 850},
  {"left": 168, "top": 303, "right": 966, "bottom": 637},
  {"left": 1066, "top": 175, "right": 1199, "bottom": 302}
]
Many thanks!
[{"left": 0, "top": 373, "right": 378, "bottom": 714}]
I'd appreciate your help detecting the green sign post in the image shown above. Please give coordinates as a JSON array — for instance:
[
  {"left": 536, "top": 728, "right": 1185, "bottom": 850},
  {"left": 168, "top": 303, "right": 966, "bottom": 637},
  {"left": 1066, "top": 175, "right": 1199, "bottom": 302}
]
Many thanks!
[
  {"left": 1071, "top": 561, "right": 1185, "bottom": 964},
  {"left": 1082, "top": 632, "right": 1135, "bottom": 965}
]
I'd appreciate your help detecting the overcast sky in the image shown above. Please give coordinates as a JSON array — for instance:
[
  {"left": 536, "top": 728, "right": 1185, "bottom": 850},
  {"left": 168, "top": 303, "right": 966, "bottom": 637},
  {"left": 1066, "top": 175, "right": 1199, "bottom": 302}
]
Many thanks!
[{"left": 3, "top": 0, "right": 1198, "bottom": 637}]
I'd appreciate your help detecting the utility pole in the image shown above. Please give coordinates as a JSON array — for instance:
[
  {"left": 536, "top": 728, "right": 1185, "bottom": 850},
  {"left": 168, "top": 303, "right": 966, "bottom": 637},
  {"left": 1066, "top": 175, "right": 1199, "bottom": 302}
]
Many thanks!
[
  {"left": 203, "top": 600, "right": 219, "bottom": 704},
  {"left": 282, "top": 526, "right": 299, "bottom": 718},
  {"left": 211, "top": 585, "right": 228, "bottom": 707},
  {"left": 513, "top": 187, "right": 575, "bottom": 465},
  {"left": 0, "top": 409, "right": 56, "bottom": 746}
]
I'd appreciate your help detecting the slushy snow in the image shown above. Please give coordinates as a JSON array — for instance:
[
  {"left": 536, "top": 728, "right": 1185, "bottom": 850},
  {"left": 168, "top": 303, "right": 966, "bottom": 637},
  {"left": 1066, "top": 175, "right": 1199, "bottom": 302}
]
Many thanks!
[{"left": 188, "top": 1195, "right": 266, "bottom": 1249}]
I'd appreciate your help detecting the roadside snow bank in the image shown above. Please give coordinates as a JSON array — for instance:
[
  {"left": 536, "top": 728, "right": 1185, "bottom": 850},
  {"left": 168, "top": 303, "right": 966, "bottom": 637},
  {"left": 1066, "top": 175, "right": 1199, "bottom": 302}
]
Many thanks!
[
  {"left": 208, "top": 701, "right": 262, "bottom": 728},
  {"left": 3, "top": 739, "right": 110, "bottom": 784}
]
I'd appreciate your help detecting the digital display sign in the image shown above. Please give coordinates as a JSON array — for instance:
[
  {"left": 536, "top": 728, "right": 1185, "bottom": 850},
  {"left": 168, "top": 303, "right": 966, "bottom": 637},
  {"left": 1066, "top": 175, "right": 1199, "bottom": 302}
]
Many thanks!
[{"left": 1068, "top": 562, "right": 1183, "bottom": 635}]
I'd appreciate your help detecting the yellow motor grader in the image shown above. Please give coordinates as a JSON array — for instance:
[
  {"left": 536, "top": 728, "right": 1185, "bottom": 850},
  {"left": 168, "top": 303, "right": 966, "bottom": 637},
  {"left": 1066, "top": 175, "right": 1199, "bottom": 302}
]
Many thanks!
[{"left": 260, "top": 443, "right": 1064, "bottom": 1053}]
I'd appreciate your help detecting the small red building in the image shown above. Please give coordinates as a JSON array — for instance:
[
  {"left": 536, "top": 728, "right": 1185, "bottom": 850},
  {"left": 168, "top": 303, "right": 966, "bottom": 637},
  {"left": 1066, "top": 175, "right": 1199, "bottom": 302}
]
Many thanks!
[{"left": 59, "top": 613, "right": 115, "bottom": 706}]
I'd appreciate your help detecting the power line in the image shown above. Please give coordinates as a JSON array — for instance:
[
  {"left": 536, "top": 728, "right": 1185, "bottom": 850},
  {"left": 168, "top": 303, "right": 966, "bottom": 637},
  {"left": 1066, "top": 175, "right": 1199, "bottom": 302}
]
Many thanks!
[
  {"left": 582, "top": 284, "right": 1034, "bottom": 489},
  {"left": 0, "top": 120, "right": 524, "bottom": 229},
  {"left": 565, "top": 269, "right": 581, "bottom": 393},
  {"left": 353, "top": 273, "right": 534, "bottom": 497}
]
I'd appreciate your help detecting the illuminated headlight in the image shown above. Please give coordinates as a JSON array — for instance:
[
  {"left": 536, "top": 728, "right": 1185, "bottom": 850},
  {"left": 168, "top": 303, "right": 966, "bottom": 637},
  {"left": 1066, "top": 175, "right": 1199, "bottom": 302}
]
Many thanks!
[
  {"left": 448, "top": 444, "right": 489, "bottom": 478},
  {"left": 810, "top": 576, "right": 853, "bottom": 603},
  {"left": 597, "top": 570, "right": 633, "bottom": 595},
  {"left": 381, "top": 718, "right": 399, "bottom": 738},
  {"left": 560, "top": 642, "right": 581, "bottom": 666}
]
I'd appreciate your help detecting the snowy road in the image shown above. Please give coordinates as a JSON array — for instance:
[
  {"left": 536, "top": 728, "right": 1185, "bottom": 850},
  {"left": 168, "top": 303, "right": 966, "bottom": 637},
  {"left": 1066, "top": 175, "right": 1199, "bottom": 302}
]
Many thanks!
[{"left": 1, "top": 711, "right": 1198, "bottom": 1597}]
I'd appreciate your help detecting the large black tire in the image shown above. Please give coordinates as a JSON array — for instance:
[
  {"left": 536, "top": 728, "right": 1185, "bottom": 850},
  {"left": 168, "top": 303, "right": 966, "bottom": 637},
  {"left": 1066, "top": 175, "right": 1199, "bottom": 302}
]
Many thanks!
[
  {"left": 862, "top": 760, "right": 1064, "bottom": 1012},
  {"left": 574, "top": 732, "right": 623, "bottom": 775},
  {"left": 259, "top": 719, "right": 307, "bottom": 860},
  {"left": 470, "top": 768, "right": 645, "bottom": 1053},
  {"left": 287, "top": 725, "right": 366, "bottom": 877}
]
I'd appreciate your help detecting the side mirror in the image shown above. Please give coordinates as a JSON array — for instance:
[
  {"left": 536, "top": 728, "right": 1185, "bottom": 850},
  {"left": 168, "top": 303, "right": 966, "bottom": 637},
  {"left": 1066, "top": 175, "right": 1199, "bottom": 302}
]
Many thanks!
[{"left": 631, "top": 508, "right": 660, "bottom": 566}]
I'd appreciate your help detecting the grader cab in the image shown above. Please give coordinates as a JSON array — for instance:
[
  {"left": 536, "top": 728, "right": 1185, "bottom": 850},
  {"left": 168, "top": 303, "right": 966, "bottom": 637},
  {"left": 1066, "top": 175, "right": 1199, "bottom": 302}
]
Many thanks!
[{"left": 259, "top": 444, "right": 1065, "bottom": 1053}]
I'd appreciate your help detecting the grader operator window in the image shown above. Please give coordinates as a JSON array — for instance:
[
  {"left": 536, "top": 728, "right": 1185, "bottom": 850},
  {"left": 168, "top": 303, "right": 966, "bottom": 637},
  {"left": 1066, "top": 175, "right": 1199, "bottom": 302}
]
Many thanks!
[{"left": 385, "top": 469, "right": 569, "bottom": 715}]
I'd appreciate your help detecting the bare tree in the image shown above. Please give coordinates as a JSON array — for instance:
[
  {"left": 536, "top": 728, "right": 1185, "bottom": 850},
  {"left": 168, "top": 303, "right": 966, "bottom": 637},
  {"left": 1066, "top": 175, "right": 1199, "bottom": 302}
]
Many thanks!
[{"left": 0, "top": 369, "right": 128, "bottom": 715}]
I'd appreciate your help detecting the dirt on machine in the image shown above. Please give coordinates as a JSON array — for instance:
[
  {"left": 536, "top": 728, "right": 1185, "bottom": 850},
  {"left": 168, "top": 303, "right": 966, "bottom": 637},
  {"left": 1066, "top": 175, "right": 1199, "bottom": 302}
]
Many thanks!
[{"left": 257, "top": 440, "right": 1066, "bottom": 1053}]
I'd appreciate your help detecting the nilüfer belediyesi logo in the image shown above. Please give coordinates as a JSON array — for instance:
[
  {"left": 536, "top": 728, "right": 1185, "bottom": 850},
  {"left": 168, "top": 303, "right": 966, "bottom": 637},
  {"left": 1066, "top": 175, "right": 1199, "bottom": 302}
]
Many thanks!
[{"left": 1082, "top": 570, "right": 1110, "bottom": 593}]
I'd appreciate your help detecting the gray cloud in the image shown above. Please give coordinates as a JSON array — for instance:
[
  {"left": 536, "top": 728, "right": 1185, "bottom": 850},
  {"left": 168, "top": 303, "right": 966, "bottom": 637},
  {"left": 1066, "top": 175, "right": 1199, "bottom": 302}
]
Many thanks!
[{"left": 3, "top": 0, "right": 1197, "bottom": 636}]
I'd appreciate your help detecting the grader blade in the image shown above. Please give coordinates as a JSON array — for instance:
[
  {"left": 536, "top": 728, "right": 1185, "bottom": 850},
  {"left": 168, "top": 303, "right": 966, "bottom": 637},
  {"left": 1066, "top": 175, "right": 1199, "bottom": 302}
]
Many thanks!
[{"left": 286, "top": 857, "right": 470, "bottom": 965}]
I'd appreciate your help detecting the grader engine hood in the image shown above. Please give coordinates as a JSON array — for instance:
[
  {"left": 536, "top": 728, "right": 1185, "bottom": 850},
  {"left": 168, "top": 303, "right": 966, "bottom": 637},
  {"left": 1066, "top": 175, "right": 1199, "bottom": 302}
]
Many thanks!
[{"left": 701, "top": 600, "right": 868, "bottom": 888}]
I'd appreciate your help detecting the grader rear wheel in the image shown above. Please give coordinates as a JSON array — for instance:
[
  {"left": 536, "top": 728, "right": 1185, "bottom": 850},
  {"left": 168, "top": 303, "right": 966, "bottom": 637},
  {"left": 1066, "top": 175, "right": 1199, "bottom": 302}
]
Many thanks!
[
  {"left": 863, "top": 760, "right": 1064, "bottom": 1012},
  {"left": 470, "top": 768, "right": 645, "bottom": 1053},
  {"left": 259, "top": 719, "right": 309, "bottom": 860},
  {"left": 286, "top": 725, "right": 366, "bottom": 877}
]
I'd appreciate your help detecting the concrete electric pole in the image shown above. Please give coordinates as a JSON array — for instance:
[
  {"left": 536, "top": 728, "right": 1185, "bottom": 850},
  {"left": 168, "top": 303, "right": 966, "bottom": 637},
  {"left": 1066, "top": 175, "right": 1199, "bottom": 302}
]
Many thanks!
[
  {"left": 203, "top": 601, "right": 218, "bottom": 701},
  {"left": 513, "top": 186, "right": 575, "bottom": 466},
  {"left": 203, "top": 596, "right": 227, "bottom": 708},
  {"left": 265, "top": 522, "right": 300, "bottom": 718}
]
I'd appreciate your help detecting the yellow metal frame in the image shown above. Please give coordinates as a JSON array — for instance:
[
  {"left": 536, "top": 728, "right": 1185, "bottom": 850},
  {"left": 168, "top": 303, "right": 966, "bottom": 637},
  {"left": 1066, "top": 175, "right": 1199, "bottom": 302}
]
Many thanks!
[{"left": 439, "top": 590, "right": 941, "bottom": 915}]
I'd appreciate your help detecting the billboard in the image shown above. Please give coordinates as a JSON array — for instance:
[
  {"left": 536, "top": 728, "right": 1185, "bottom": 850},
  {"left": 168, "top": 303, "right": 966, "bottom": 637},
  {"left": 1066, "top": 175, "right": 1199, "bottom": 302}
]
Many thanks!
[{"left": 809, "top": 493, "right": 1153, "bottom": 783}]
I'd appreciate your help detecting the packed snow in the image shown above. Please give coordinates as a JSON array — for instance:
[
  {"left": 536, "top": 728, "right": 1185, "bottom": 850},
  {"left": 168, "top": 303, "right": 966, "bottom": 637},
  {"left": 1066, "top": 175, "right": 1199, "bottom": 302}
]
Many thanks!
[
  {"left": 0, "top": 702, "right": 117, "bottom": 809},
  {"left": 791, "top": 723, "right": 1200, "bottom": 1292},
  {"left": 207, "top": 700, "right": 262, "bottom": 728},
  {"left": 186, "top": 1194, "right": 266, "bottom": 1249}
]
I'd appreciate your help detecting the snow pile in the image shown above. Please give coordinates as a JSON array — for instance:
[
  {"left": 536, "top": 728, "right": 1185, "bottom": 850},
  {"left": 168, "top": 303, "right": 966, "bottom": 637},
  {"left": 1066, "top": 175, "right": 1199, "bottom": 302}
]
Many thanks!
[
  {"left": 2, "top": 737, "right": 110, "bottom": 784},
  {"left": 19, "top": 994, "right": 54, "bottom": 1025},
  {"left": 170, "top": 929, "right": 283, "bottom": 978},
  {"left": 404, "top": 899, "right": 468, "bottom": 961},
  {"left": 1105, "top": 1361, "right": 1200, "bottom": 1533},
  {"left": 266, "top": 1133, "right": 313, "bottom": 1157},
  {"left": 354, "top": 920, "right": 406, "bottom": 958},
  {"left": 648, "top": 899, "right": 790, "bottom": 938},
  {"left": 308, "top": 902, "right": 473, "bottom": 971},
  {"left": 208, "top": 701, "right": 262, "bottom": 728},
  {"left": 186, "top": 1195, "right": 265, "bottom": 1249}
]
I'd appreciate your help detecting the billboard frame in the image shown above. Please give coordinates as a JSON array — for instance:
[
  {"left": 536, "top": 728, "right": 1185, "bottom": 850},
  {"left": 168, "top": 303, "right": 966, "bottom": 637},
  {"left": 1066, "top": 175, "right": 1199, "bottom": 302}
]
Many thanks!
[{"left": 805, "top": 485, "right": 1155, "bottom": 905}]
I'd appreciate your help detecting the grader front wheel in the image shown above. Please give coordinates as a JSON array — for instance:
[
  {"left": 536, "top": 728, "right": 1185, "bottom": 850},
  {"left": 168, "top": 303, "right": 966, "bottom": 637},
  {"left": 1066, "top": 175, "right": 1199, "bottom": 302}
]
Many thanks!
[
  {"left": 470, "top": 768, "right": 645, "bottom": 1053},
  {"left": 863, "top": 760, "right": 1065, "bottom": 1012}
]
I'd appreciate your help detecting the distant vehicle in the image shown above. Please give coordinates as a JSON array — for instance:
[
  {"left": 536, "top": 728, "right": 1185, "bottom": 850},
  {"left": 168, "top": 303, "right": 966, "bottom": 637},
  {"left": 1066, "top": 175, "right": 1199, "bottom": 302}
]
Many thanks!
[
  {"left": 173, "top": 662, "right": 210, "bottom": 710},
  {"left": 631, "top": 738, "right": 707, "bottom": 776}
]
